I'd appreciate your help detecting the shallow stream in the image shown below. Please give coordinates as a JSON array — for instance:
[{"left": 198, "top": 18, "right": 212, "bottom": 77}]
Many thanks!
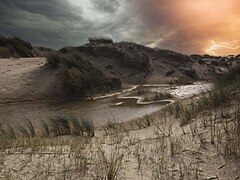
[{"left": 0, "top": 82, "right": 212, "bottom": 126}]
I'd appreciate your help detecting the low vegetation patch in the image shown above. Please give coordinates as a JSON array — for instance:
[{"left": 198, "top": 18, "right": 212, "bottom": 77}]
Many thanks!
[
  {"left": 0, "top": 36, "right": 35, "bottom": 58},
  {"left": 46, "top": 52, "right": 121, "bottom": 95},
  {"left": 49, "top": 116, "right": 95, "bottom": 137},
  {"left": 0, "top": 116, "right": 95, "bottom": 150},
  {"left": 143, "top": 92, "right": 173, "bottom": 102},
  {"left": 88, "top": 36, "right": 113, "bottom": 44}
]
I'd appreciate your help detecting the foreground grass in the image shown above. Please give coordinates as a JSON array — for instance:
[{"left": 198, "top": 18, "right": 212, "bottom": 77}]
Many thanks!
[
  {"left": 165, "top": 66, "right": 240, "bottom": 157},
  {"left": 0, "top": 116, "right": 94, "bottom": 150}
]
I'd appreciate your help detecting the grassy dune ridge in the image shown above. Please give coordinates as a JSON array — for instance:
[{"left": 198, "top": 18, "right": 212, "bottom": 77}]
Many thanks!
[
  {"left": 46, "top": 52, "right": 122, "bottom": 96},
  {"left": 0, "top": 36, "right": 34, "bottom": 58},
  {"left": 0, "top": 36, "right": 56, "bottom": 58}
]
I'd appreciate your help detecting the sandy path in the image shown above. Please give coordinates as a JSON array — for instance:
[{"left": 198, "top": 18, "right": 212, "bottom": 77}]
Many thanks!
[
  {"left": 0, "top": 58, "right": 65, "bottom": 103},
  {"left": 0, "top": 58, "right": 46, "bottom": 102}
]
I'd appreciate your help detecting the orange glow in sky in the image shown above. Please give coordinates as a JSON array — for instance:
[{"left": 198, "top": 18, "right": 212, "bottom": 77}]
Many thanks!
[{"left": 144, "top": 0, "right": 240, "bottom": 55}]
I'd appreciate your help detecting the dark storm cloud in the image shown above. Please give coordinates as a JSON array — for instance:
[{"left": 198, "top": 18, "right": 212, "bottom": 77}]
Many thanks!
[
  {"left": 0, "top": 0, "right": 136, "bottom": 49},
  {"left": 0, "top": 0, "right": 82, "bottom": 21},
  {"left": 0, "top": 0, "right": 85, "bottom": 48},
  {"left": 0, "top": 0, "right": 180, "bottom": 52}
]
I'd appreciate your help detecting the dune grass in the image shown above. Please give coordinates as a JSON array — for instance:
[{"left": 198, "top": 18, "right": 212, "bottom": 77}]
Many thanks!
[
  {"left": 0, "top": 36, "right": 34, "bottom": 58},
  {"left": 165, "top": 66, "right": 240, "bottom": 126},
  {"left": 164, "top": 65, "right": 240, "bottom": 157},
  {"left": 46, "top": 52, "right": 121, "bottom": 95},
  {"left": 0, "top": 116, "right": 95, "bottom": 150}
]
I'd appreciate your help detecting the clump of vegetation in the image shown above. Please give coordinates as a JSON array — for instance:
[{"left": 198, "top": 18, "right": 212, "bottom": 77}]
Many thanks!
[
  {"left": 34, "top": 46, "right": 56, "bottom": 57},
  {"left": 0, "top": 47, "right": 10, "bottom": 58},
  {"left": 18, "top": 119, "right": 36, "bottom": 138},
  {"left": 88, "top": 36, "right": 113, "bottom": 44},
  {"left": 50, "top": 116, "right": 95, "bottom": 137},
  {"left": 0, "top": 124, "right": 16, "bottom": 139},
  {"left": 156, "top": 49, "right": 193, "bottom": 63},
  {"left": 46, "top": 52, "right": 62, "bottom": 68},
  {"left": 143, "top": 92, "right": 173, "bottom": 102},
  {"left": 0, "top": 36, "right": 35, "bottom": 58},
  {"left": 214, "top": 66, "right": 240, "bottom": 89},
  {"left": 0, "top": 116, "right": 95, "bottom": 141},
  {"left": 96, "top": 146, "right": 124, "bottom": 180},
  {"left": 46, "top": 52, "right": 121, "bottom": 95},
  {"left": 155, "top": 92, "right": 173, "bottom": 100}
]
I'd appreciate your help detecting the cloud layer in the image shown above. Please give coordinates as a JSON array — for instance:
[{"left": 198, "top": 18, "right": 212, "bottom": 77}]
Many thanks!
[
  {"left": 0, "top": 0, "right": 240, "bottom": 55},
  {"left": 0, "top": 0, "right": 139, "bottom": 48}
]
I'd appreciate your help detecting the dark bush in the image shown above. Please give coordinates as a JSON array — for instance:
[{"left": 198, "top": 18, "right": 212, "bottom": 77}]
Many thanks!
[
  {"left": 0, "top": 36, "right": 34, "bottom": 58},
  {"left": 46, "top": 52, "right": 61, "bottom": 68},
  {"left": 183, "top": 69, "right": 198, "bottom": 79},
  {"left": 198, "top": 60, "right": 206, "bottom": 65},
  {"left": 88, "top": 36, "right": 113, "bottom": 44},
  {"left": 0, "top": 47, "right": 10, "bottom": 58},
  {"left": 214, "top": 66, "right": 240, "bottom": 89},
  {"left": 166, "top": 70, "right": 175, "bottom": 76}
]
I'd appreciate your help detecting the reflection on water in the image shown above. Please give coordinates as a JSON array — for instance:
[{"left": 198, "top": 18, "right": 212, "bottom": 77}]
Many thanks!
[
  {"left": 150, "top": 82, "right": 213, "bottom": 98},
  {"left": 0, "top": 82, "right": 212, "bottom": 126}
]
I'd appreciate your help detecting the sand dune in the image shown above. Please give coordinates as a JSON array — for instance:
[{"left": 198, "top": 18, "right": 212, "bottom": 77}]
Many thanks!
[{"left": 0, "top": 57, "right": 64, "bottom": 103}]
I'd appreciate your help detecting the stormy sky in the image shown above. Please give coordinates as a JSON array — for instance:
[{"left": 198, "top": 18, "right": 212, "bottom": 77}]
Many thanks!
[{"left": 1, "top": 0, "right": 240, "bottom": 55}]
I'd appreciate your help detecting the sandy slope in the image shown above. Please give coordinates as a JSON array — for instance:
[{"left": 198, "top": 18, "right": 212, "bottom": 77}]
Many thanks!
[{"left": 0, "top": 58, "right": 64, "bottom": 103}]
